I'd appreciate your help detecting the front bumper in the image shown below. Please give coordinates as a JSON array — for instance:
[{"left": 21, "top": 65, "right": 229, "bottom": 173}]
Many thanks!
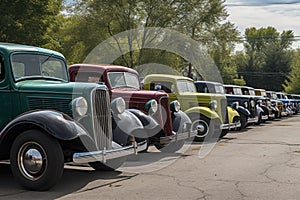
[
  {"left": 73, "top": 141, "right": 147, "bottom": 164},
  {"left": 247, "top": 117, "right": 258, "bottom": 124},
  {"left": 160, "top": 130, "right": 197, "bottom": 144},
  {"left": 220, "top": 122, "right": 241, "bottom": 130},
  {"left": 262, "top": 115, "right": 268, "bottom": 120}
]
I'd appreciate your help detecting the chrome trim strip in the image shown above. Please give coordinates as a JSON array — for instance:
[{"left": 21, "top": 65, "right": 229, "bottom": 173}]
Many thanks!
[{"left": 73, "top": 141, "right": 147, "bottom": 164}]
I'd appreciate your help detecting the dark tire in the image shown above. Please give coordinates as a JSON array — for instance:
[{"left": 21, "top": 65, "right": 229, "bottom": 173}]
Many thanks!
[
  {"left": 10, "top": 129, "right": 64, "bottom": 191},
  {"left": 236, "top": 114, "right": 247, "bottom": 131},
  {"left": 256, "top": 113, "right": 262, "bottom": 125},
  {"left": 154, "top": 140, "right": 185, "bottom": 153},
  {"left": 219, "top": 130, "right": 228, "bottom": 138},
  {"left": 190, "top": 115, "right": 214, "bottom": 141},
  {"left": 89, "top": 157, "right": 126, "bottom": 171}
]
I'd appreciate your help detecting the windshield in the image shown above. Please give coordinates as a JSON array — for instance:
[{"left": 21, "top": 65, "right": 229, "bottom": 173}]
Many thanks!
[
  {"left": 177, "top": 80, "right": 196, "bottom": 93},
  {"left": 107, "top": 72, "right": 140, "bottom": 89},
  {"left": 11, "top": 53, "right": 68, "bottom": 82}
]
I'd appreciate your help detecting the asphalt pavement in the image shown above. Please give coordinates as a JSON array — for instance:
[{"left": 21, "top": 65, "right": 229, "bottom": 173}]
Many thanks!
[{"left": 1, "top": 115, "right": 300, "bottom": 200}]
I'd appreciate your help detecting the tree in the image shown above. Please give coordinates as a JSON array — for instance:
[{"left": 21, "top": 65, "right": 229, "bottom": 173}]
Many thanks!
[
  {"left": 284, "top": 49, "right": 300, "bottom": 94},
  {"left": 63, "top": 0, "right": 240, "bottom": 81},
  {"left": 0, "top": 0, "right": 64, "bottom": 48},
  {"left": 238, "top": 27, "right": 294, "bottom": 91}
]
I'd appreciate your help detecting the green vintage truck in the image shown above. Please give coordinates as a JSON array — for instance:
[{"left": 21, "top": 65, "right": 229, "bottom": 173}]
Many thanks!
[
  {"left": 143, "top": 74, "right": 241, "bottom": 139},
  {"left": 0, "top": 43, "right": 158, "bottom": 190}
]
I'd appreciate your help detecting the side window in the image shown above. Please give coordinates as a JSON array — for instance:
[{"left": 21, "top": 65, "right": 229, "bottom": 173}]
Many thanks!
[
  {"left": 150, "top": 81, "right": 174, "bottom": 93},
  {"left": 12, "top": 62, "right": 25, "bottom": 78},
  {"left": 75, "top": 72, "right": 102, "bottom": 83}
]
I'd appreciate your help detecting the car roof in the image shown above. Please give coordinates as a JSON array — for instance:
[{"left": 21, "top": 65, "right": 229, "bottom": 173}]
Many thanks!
[{"left": 0, "top": 42, "right": 64, "bottom": 58}]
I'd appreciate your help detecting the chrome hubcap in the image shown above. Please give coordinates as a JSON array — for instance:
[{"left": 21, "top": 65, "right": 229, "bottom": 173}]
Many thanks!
[
  {"left": 192, "top": 119, "right": 209, "bottom": 138},
  {"left": 18, "top": 142, "right": 46, "bottom": 181}
]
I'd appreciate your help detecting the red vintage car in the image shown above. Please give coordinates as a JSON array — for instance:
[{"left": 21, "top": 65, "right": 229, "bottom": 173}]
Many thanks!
[{"left": 69, "top": 64, "right": 194, "bottom": 152}]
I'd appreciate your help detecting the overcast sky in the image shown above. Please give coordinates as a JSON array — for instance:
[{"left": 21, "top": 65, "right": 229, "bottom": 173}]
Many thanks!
[{"left": 225, "top": 0, "right": 300, "bottom": 49}]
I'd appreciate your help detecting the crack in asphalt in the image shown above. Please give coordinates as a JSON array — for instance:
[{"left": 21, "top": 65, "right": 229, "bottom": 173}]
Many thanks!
[{"left": 176, "top": 180, "right": 209, "bottom": 200}]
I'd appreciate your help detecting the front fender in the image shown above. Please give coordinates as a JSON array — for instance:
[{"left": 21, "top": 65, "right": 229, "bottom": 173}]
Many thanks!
[
  {"left": 260, "top": 105, "right": 269, "bottom": 115},
  {"left": 172, "top": 110, "right": 192, "bottom": 133},
  {"left": 0, "top": 110, "right": 94, "bottom": 157},
  {"left": 113, "top": 110, "right": 146, "bottom": 144},
  {"left": 256, "top": 105, "right": 264, "bottom": 116},
  {"left": 128, "top": 109, "right": 161, "bottom": 138},
  {"left": 227, "top": 107, "right": 240, "bottom": 123},
  {"left": 185, "top": 106, "right": 219, "bottom": 119},
  {"left": 237, "top": 106, "right": 251, "bottom": 117}
]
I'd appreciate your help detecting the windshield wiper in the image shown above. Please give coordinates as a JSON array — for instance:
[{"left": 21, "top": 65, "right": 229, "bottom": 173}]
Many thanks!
[{"left": 41, "top": 53, "right": 54, "bottom": 64}]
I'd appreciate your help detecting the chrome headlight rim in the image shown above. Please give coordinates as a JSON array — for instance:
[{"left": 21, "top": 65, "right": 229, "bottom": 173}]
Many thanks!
[
  {"left": 170, "top": 100, "right": 181, "bottom": 112},
  {"left": 231, "top": 101, "right": 239, "bottom": 110},
  {"left": 208, "top": 100, "right": 217, "bottom": 111},
  {"left": 250, "top": 100, "right": 255, "bottom": 108},
  {"left": 145, "top": 99, "right": 158, "bottom": 114},
  {"left": 111, "top": 97, "right": 126, "bottom": 114},
  {"left": 72, "top": 97, "right": 88, "bottom": 117},
  {"left": 244, "top": 101, "right": 248, "bottom": 108}
]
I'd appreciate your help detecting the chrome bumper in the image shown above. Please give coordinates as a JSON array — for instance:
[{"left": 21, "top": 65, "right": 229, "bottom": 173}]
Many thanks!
[
  {"left": 268, "top": 113, "right": 275, "bottom": 119},
  {"left": 160, "top": 130, "right": 197, "bottom": 144},
  {"left": 220, "top": 121, "right": 241, "bottom": 130},
  {"left": 247, "top": 117, "right": 258, "bottom": 124},
  {"left": 262, "top": 115, "right": 268, "bottom": 120},
  {"left": 73, "top": 141, "right": 147, "bottom": 164}
]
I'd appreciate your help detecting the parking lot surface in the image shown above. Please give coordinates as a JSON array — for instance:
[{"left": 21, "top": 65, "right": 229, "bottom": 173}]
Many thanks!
[{"left": 1, "top": 115, "right": 300, "bottom": 200}]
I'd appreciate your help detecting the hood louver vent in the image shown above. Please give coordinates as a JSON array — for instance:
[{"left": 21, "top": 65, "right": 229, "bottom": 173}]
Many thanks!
[{"left": 28, "top": 97, "right": 72, "bottom": 116}]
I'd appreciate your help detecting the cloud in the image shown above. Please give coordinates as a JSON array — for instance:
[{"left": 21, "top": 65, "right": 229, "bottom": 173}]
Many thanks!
[{"left": 226, "top": 0, "right": 300, "bottom": 48}]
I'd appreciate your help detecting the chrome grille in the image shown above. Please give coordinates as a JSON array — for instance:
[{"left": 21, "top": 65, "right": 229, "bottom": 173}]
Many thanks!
[
  {"left": 92, "top": 89, "right": 112, "bottom": 150},
  {"left": 160, "top": 97, "right": 173, "bottom": 135},
  {"left": 220, "top": 98, "right": 228, "bottom": 123}
]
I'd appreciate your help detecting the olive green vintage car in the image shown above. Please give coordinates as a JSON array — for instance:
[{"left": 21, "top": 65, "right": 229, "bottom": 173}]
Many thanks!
[{"left": 143, "top": 74, "right": 241, "bottom": 139}]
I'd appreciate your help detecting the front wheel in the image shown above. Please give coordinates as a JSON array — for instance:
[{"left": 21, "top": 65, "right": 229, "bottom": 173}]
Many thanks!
[
  {"left": 10, "top": 130, "right": 64, "bottom": 191},
  {"left": 190, "top": 115, "right": 214, "bottom": 141}
]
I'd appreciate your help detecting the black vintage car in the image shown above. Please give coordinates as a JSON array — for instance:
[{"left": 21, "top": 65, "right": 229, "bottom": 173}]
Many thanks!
[
  {"left": 225, "top": 85, "right": 268, "bottom": 126},
  {"left": 194, "top": 81, "right": 250, "bottom": 130}
]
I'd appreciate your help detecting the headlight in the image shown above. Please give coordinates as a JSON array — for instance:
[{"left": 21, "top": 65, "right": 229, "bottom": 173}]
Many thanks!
[
  {"left": 170, "top": 100, "right": 181, "bottom": 112},
  {"left": 111, "top": 97, "right": 126, "bottom": 114},
  {"left": 250, "top": 100, "right": 255, "bottom": 107},
  {"left": 72, "top": 97, "right": 88, "bottom": 116},
  {"left": 208, "top": 100, "right": 217, "bottom": 111},
  {"left": 145, "top": 99, "right": 158, "bottom": 114},
  {"left": 244, "top": 101, "right": 248, "bottom": 108},
  {"left": 231, "top": 102, "right": 239, "bottom": 110},
  {"left": 257, "top": 100, "right": 263, "bottom": 106},
  {"left": 267, "top": 101, "right": 271, "bottom": 107}
]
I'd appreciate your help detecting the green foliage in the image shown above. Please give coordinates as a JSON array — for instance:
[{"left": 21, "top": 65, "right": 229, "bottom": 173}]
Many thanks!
[
  {"left": 238, "top": 27, "right": 294, "bottom": 91},
  {"left": 284, "top": 50, "right": 300, "bottom": 94},
  {"left": 0, "top": 0, "right": 63, "bottom": 48}
]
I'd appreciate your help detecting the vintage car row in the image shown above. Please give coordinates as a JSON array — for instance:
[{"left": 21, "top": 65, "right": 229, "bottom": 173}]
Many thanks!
[
  {"left": 68, "top": 66, "right": 241, "bottom": 141},
  {"left": 0, "top": 43, "right": 197, "bottom": 191}
]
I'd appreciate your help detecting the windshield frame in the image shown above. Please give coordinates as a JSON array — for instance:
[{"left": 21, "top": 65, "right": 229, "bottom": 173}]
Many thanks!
[{"left": 10, "top": 52, "right": 69, "bottom": 83}]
